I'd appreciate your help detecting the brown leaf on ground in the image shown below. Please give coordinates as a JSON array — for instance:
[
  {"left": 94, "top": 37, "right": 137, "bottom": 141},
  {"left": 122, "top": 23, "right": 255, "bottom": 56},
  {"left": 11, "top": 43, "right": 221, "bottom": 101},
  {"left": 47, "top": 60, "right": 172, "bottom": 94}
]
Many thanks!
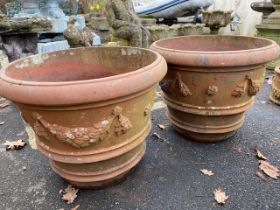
[
  {"left": 60, "top": 185, "right": 79, "bottom": 204},
  {"left": 0, "top": 102, "right": 9, "bottom": 109},
  {"left": 152, "top": 132, "right": 161, "bottom": 139},
  {"left": 259, "top": 160, "right": 280, "bottom": 179},
  {"left": 213, "top": 188, "right": 229, "bottom": 204},
  {"left": 71, "top": 205, "right": 80, "bottom": 210},
  {"left": 255, "top": 148, "right": 268, "bottom": 160},
  {"left": 158, "top": 124, "right": 166, "bottom": 130},
  {"left": 152, "top": 132, "right": 170, "bottom": 144},
  {"left": 256, "top": 170, "right": 268, "bottom": 181},
  {"left": 200, "top": 169, "right": 214, "bottom": 176},
  {"left": 3, "top": 139, "right": 26, "bottom": 150}
]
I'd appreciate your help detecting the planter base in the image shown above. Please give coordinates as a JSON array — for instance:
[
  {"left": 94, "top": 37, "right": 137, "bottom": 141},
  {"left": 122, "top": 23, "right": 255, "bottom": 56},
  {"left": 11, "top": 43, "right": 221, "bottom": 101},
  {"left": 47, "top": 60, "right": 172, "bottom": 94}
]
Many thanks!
[
  {"left": 168, "top": 111, "right": 243, "bottom": 142},
  {"left": 173, "top": 126, "right": 236, "bottom": 142},
  {"left": 65, "top": 169, "right": 133, "bottom": 190},
  {"left": 50, "top": 143, "right": 146, "bottom": 189}
]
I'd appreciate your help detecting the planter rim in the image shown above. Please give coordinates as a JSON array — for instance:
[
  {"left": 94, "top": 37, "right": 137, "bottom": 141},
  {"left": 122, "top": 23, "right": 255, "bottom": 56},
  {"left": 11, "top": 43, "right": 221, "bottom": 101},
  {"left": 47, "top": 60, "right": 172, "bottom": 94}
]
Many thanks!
[
  {"left": 151, "top": 35, "right": 280, "bottom": 67},
  {"left": 0, "top": 46, "right": 167, "bottom": 106}
]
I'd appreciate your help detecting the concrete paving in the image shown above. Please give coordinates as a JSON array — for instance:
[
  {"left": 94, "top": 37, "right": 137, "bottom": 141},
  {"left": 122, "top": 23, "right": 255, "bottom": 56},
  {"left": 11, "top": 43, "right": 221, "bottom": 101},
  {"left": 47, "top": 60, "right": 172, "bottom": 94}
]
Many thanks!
[{"left": 0, "top": 72, "right": 280, "bottom": 210}]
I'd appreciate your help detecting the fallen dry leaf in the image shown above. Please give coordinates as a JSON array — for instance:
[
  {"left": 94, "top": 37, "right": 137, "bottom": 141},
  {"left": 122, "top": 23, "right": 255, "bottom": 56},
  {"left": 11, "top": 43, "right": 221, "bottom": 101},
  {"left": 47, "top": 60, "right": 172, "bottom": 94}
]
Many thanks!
[
  {"left": 152, "top": 132, "right": 170, "bottom": 144},
  {"left": 267, "top": 77, "right": 273, "bottom": 85},
  {"left": 3, "top": 139, "right": 26, "bottom": 150},
  {"left": 256, "top": 170, "right": 268, "bottom": 181},
  {"left": 60, "top": 185, "right": 79, "bottom": 204},
  {"left": 152, "top": 132, "right": 161, "bottom": 139},
  {"left": 259, "top": 160, "right": 280, "bottom": 179},
  {"left": 0, "top": 121, "right": 4, "bottom": 125},
  {"left": 71, "top": 205, "right": 80, "bottom": 210},
  {"left": 0, "top": 102, "right": 9, "bottom": 109},
  {"left": 158, "top": 124, "right": 166, "bottom": 130},
  {"left": 213, "top": 188, "right": 229, "bottom": 204},
  {"left": 255, "top": 148, "right": 268, "bottom": 160},
  {"left": 201, "top": 169, "right": 214, "bottom": 176}
]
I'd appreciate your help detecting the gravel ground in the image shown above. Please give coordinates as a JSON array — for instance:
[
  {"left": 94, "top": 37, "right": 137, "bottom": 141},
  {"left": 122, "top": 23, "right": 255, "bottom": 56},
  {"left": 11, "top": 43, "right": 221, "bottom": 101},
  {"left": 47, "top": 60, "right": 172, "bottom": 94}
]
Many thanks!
[{"left": 0, "top": 72, "right": 279, "bottom": 210}]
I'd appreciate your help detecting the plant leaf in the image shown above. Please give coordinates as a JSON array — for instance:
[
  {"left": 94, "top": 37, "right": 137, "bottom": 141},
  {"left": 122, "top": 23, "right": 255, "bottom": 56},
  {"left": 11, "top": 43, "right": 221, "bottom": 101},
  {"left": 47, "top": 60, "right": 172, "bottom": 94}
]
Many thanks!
[
  {"left": 3, "top": 139, "right": 26, "bottom": 150},
  {"left": 200, "top": 169, "right": 214, "bottom": 176},
  {"left": 213, "top": 188, "right": 229, "bottom": 204},
  {"left": 255, "top": 148, "right": 267, "bottom": 160},
  {"left": 60, "top": 185, "right": 79, "bottom": 204},
  {"left": 259, "top": 160, "right": 280, "bottom": 179}
]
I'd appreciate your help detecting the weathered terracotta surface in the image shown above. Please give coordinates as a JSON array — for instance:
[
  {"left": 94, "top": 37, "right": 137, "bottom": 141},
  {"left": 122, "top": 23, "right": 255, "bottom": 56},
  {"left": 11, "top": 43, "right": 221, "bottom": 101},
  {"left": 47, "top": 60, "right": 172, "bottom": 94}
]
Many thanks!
[
  {"left": 271, "top": 66, "right": 280, "bottom": 105},
  {"left": 0, "top": 47, "right": 167, "bottom": 188},
  {"left": 151, "top": 35, "right": 280, "bottom": 142}
]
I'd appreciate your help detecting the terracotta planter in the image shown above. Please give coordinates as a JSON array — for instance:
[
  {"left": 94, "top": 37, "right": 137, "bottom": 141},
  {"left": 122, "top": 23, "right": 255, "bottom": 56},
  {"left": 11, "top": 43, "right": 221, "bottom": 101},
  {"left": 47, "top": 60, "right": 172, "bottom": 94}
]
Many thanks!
[
  {"left": 151, "top": 35, "right": 279, "bottom": 142},
  {"left": 271, "top": 67, "right": 280, "bottom": 105},
  {"left": 0, "top": 47, "right": 167, "bottom": 188}
]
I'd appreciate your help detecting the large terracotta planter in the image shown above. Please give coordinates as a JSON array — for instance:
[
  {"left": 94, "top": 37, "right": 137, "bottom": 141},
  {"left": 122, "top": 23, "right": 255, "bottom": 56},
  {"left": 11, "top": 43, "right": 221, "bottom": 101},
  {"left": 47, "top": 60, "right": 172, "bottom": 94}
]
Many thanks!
[
  {"left": 271, "top": 66, "right": 280, "bottom": 105},
  {"left": 151, "top": 35, "right": 279, "bottom": 142},
  {"left": 0, "top": 47, "right": 167, "bottom": 188}
]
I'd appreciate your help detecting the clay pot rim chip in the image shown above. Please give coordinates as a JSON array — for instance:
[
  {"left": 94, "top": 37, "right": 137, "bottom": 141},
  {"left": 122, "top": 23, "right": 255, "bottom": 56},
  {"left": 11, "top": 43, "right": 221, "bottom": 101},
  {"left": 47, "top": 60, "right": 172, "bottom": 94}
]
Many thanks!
[{"left": 0, "top": 46, "right": 163, "bottom": 86}]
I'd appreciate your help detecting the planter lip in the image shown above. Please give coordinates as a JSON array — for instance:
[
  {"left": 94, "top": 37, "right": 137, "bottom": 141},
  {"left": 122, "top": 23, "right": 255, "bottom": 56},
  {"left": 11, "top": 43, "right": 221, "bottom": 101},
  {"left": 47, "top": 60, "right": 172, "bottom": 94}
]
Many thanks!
[
  {"left": 151, "top": 35, "right": 280, "bottom": 68},
  {"left": 0, "top": 46, "right": 167, "bottom": 106}
]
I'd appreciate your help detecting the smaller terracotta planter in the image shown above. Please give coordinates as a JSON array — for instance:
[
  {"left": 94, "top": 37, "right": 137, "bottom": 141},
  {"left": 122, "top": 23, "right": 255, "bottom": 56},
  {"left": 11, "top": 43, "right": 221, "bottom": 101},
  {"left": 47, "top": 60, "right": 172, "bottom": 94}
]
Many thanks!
[
  {"left": 151, "top": 35, "right": 280, "bottom": 142},
  {"left": 271, "top": 66, "right": 280, "bottom": 105},
  {"left": 0, "top": 47, "right": 167, "bottom": 189}
]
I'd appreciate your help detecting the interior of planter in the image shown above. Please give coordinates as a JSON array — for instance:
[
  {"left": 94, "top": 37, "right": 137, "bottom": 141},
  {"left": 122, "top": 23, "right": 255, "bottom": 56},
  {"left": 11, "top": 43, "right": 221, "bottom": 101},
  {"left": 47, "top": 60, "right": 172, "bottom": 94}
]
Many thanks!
[
  {"left": 155, "top": 36, "right": 273, "bottom": 52},
  {"left": 5, "top": 47, "right": 157, "bottom": 82}
]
